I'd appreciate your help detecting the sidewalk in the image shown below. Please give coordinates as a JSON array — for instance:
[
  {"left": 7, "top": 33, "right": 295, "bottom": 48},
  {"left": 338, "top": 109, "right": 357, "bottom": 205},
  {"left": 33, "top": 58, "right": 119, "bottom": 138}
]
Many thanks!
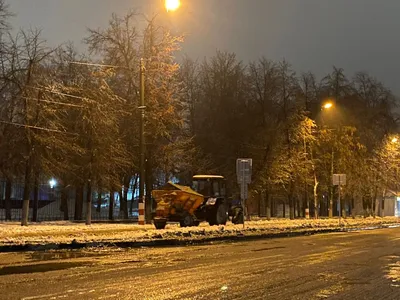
[{"left": 0, "top": 217, "right": 399, "bottom": 252}]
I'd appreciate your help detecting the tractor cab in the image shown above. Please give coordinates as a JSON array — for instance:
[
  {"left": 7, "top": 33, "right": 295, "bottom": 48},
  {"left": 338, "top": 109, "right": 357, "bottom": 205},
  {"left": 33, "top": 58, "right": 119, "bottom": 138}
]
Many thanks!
[{"left": 192, "top": 175, "right": 226, "bottom": 198}]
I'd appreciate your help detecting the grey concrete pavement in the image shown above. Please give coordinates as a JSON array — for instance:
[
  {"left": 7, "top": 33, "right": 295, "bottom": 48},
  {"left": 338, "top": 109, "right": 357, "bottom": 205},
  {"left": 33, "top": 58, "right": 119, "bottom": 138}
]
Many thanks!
[{"left": 1, "top": 228, "right": 400, "bottom": 299}]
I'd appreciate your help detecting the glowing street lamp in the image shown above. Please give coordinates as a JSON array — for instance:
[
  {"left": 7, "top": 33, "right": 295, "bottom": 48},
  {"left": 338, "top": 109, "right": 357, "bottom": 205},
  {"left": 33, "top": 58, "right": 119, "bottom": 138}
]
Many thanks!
[
  {"left": 323, "top": 102, "right": 333, "bottom": 109},
  {"left": 49, "top": 178, "right": 57, "bottom": 189},
  {"left": 392, "top": 137, "right": 398, "bottom": 144},
  {"left": 165, "top": 0, "right": 181, "bottom": 12}
]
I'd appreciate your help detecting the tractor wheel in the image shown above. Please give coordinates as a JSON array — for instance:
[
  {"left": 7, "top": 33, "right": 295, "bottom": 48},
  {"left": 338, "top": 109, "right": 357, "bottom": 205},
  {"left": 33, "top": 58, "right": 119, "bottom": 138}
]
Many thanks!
[
  {"left": 154, "top": 220, "right": 167, "bottom": 230},
  {"left": 193, "top": 221, "right": 200, "bottom": 227},
  {"left": 232, "top": 210, "right": 244, "bottom": 224},
  {"left": 180, "top": 214, "right": 194, "bottom": 227},
  {"left": 216, "top": 204, "right": 228, "bottom": 225}
]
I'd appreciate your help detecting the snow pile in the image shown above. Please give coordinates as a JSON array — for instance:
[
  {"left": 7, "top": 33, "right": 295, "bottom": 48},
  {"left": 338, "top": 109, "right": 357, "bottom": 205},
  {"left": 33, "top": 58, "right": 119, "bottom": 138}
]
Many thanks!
[{"left": 0, "top": 217, "right": 399, "bottom": 247}]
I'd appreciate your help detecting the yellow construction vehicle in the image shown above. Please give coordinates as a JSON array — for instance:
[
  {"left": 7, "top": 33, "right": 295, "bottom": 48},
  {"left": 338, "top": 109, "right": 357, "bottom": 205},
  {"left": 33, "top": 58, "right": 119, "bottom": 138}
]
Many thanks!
[{"left": 152, "top": 175, "right": 235, "bottom": 229}]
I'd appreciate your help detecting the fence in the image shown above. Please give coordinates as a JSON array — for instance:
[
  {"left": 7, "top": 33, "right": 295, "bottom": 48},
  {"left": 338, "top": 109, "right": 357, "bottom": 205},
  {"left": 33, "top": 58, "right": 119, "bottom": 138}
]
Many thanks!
[{"left": 0, "top": 179, "right": 139, "bottom": 222}]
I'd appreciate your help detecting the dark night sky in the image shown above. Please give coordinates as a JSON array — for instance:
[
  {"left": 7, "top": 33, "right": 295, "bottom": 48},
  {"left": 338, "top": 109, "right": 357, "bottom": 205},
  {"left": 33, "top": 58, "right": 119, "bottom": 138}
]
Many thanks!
[{"left": 9, "top": 0, "right": 400, "bottom": 93}]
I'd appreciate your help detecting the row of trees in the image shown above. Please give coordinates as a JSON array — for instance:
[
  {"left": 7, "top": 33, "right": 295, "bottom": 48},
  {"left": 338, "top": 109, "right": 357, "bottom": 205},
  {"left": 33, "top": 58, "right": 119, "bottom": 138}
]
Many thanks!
[
  {"left": 0, "top": 3, "right": 398, "bottom": 224},
  {"left": 180, "top": 53, "right": 399, "bottom": 219},
  {"left": 0, "top": 6, "right": 189, "bottom": 224}
]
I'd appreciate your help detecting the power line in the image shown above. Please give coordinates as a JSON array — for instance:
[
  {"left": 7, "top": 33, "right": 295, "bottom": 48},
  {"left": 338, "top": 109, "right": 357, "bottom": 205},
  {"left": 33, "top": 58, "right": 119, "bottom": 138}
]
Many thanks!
[
  {"left": 69, "top": 61, "right": 131, "bottom": 70},
  {"left": 27, "top": 86, "right": 92, "bottom": 102},
  {"left": 27, "top": 86, "right": 133, "bottom": 106},
  {"left": 0, "top": 120, "right": 77, "bottom": 135},
  {"left": 22, "top": 97, "right": 85, "bottom": 108}
]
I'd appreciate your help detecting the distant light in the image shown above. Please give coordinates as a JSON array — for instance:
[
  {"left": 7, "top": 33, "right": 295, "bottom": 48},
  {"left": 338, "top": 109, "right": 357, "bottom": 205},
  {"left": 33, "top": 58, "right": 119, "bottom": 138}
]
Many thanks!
[
  {"left": 392, "top": 137, "right": 398, "bottom": 143},
  {"left": 49, "top": 179, "right": 57, "bottom": 188},
  {"left": 323, "top": 102, "right": 333, "bottom": 109},
  {"left": 165, "top": 0, "right": 181, "bottom": 12}
]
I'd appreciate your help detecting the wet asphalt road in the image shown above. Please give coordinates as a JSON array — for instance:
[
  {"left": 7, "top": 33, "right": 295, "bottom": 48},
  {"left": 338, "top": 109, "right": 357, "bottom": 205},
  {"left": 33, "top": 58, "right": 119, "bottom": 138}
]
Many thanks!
[{"left": 1, "top": 228, "right": 400, "bottom": 300}]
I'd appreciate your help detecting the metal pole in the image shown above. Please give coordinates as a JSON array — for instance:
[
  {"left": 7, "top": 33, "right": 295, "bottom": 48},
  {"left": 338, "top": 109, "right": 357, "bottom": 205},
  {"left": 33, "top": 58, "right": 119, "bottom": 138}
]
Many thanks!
[
  {"left": 329, "top": 146, "right": 334, "bottom": 218},
  {"left": 242, "top": 163, "right": 245, "bottom": 228},
  {"left": 138, "top": 58, "right": 146, "bottom": 225},
  {"left": 338, "top": 181, "right": 341, "bottom": 226}
]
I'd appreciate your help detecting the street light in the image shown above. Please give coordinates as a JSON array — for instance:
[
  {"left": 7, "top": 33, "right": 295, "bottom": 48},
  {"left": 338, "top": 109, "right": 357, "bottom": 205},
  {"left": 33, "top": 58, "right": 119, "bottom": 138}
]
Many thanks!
[
  {"left": 392, "top": 137, "right": 398, "bottom": 144},
  {"left": 49, "top": 179, "right": 57, "bottom": 189},
  {"left": 321, "top": 101, "right": 336, "bottom": 218},
  {"left": 165, "top": 0, "right": 181, "bottom": 12},
  {"left": 139, "top": 1, "right": 181, "bottom": 224},
  {"left": 322, "top": 102, "right": 333, "bottom": 110}
]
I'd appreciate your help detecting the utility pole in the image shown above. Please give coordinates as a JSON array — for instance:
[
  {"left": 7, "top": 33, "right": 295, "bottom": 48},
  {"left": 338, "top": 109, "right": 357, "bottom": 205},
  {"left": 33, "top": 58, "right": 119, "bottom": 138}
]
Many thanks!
[
  {"left": 145, "top": 19, "right": 155, "bottom": 224},
  {"left": 329, "top": 146, "right": 334, "bottom": 218},
  {"left": 138, "top": 58, "right": 146, "bottom": 225}
]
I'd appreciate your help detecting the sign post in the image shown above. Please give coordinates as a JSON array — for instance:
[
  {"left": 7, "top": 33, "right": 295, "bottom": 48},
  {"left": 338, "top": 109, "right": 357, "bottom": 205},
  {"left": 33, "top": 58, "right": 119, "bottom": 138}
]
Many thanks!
[
  {"left": 333, "top": 174, "right": 346, "bottom": 226},
  {"left": 236, "top": 158, "right": 252, "bottom": 228}
]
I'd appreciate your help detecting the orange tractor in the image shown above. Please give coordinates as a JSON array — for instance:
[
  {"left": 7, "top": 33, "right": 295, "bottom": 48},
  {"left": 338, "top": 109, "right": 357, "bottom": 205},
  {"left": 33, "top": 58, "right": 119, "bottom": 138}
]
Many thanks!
[{"left": 152, "top": 175, "right": 242, "bottom": 229}]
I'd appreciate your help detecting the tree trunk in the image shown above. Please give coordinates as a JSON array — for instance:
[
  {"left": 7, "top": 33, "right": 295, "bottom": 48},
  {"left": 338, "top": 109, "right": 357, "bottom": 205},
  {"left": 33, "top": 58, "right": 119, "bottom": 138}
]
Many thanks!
[
  {"left": 381, "top": 188, "right": 386, "bottom": 217},
  {"left": 342, "top": 196, "right": 347, "bottom": 219},
  {"left": 289, "top": 198, "right": 295, "bottom": 220},
  {"left": 296, "top": 198, "right": 300, "bottom": 217},
  {"left": 351, "top": 196, "right": 355, "bottom": 218},
  {"left": 21, "top": 60, "right": 34, "bottom": 227},
  {"left": 266, "top": 191, "right": 271, "bottom": 221},
  {"left": 145, "top": 148, "right": 153, "bottom": 223},
  {"left": 304, "top": 183, "right": 309, "bottom": 218},
  {"left": 74, "top": 185, "right": 84, "bottom": 220},
  {"left": 5, "top": 178, "right": 12, "bottom": 221},
  {"left": 271, "top": 197, "right": 275, "bottom": 217},
  {"left": 130, "top": 175, "right": 138, "bottom": 215},
  {"left": 372, "top": 187, "right": 378, "bottom": 217},
  {"left": 109, "top": 189, "right": 115, "bottom": 221},
  {"left": 282, "top": 201, "right": 286, "bottom": 218},
  {"left": 313, "top": 178, "right": 319, "bottom": 219},
  {"left": 86, "top": 180, "right": 92, "bottom": 225},
  {"left": 61, "top": 185, "right": 69, "bottom": 221},
  {"left": 123, "top": 176, "right": 129, "bottom": 219},
  {"left": 119, "top": 177, "right": 129, "bottom": 219},
  {"left": 293, "top": 197, "right": 296, "bottom": 219},
  {"left": 32, "top": 174, "right": 39, "bottom": 222},
  {"left": 21, "top": 160, "right": 32, "bottom": 226},
  {"left": 362, "top": 196, "right": 367, "bottom": 217},
  {"left": 118, "top": 190, "right": 124, "bottom": 218}
]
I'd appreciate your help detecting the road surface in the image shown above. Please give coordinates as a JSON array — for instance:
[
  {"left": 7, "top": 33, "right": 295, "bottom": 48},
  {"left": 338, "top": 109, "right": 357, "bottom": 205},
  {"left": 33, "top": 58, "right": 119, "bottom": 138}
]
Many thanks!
[{"left": 1, "top": 228, "right": 400, "bottom": 299}]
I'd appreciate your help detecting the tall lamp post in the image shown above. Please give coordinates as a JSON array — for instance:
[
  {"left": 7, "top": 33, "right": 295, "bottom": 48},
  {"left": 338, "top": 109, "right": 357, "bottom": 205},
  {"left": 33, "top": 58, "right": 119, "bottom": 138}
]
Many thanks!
[
  {"left": 322, "top": 101, "right": 335, "bottom": 218},
  {"left": 138, "top": 0, "right": 181, "bottom": 224},
  {"left": 390, "top": 136, "right": 399, "bottom": 217}
]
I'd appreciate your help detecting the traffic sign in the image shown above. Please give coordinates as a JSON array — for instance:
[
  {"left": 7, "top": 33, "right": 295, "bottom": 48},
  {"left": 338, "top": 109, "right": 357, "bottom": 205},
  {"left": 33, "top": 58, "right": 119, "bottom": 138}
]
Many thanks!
[
  {"left": 333, "top": 174, "right": 346, "bottom": 186},
  {"left": 236, "top": 158, "right": 252, "bottom": 184}
]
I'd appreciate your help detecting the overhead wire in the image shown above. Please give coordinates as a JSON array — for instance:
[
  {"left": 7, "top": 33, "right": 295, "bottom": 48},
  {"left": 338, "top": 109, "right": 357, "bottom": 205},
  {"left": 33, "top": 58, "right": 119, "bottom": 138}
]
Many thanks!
[{"left": 0, "top": 120, "right": 78, "bottom": 135}]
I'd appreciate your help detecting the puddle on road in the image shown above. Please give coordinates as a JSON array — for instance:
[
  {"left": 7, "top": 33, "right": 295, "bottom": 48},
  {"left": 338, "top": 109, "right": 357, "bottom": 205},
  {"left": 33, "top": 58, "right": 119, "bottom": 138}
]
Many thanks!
[{"left": 0, "top": 261, "right": 91, "bottom": 276}]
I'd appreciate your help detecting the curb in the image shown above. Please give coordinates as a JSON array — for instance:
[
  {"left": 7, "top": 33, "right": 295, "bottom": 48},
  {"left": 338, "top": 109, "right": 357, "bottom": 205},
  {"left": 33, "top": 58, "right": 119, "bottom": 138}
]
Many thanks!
[{"left": 0, "top": 224, "right": 399, "bottom": 253}]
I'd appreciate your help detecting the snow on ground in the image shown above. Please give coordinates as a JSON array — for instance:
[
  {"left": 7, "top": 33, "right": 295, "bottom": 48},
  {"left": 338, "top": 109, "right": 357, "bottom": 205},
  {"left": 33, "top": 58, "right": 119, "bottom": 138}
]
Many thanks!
[{"left": 0, "top": 217, "right": 399, "bottom": 246}]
